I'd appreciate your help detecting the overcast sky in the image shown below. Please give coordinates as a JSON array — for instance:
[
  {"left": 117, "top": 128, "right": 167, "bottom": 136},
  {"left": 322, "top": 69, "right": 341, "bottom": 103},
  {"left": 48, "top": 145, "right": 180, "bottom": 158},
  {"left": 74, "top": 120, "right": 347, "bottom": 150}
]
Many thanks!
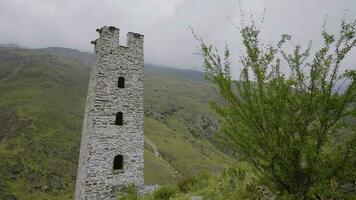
[{"left": 1, "top": 0, "right": 356, "bottom": 70}]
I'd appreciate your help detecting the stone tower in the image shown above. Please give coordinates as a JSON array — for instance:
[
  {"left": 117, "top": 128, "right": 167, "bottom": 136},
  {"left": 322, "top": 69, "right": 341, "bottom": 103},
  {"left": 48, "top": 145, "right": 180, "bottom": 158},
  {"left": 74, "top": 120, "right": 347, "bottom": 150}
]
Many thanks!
[{"left": 75, "top": 26, "right": 144, "bottom": 200}]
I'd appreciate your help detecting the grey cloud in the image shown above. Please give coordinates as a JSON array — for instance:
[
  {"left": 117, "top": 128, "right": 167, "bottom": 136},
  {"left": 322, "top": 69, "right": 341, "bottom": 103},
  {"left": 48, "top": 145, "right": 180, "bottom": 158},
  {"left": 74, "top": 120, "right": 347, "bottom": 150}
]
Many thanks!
[{"left": 0, "top": 0, "right": 355, "bottom": 69}]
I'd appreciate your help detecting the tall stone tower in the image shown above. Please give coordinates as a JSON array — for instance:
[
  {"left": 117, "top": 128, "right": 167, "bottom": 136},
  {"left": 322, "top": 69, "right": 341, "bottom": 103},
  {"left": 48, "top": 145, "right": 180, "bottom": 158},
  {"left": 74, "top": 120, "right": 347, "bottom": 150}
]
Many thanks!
[{"left": 75, "top": 26, "right": 144, "bottom": 200}]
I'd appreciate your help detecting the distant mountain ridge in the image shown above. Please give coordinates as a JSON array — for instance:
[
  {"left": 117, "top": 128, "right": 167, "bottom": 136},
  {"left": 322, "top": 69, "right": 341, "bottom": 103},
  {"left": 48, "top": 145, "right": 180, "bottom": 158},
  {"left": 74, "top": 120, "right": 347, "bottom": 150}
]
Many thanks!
[
  {"left": 0, "top": 44, "right": 206, "bottom": 80},
  {"left": 0, "top": 43, "right": 27, "bottom": 48},
  {"left": 145, "top": 64, "right": 206, "bottom": 82}
]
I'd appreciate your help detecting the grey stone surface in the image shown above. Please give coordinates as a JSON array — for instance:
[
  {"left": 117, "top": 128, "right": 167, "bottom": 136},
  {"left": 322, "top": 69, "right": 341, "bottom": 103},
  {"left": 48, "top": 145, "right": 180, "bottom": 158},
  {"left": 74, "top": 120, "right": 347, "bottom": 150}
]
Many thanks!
[
  {"left": 142, "top": 185, "right": 159, "bottom": 194},
  {"left": 195, "top": 114, "right": 219, "bottom": 139},
  {"left": 75, "top": 26, "right": 144, "bottom": 200}
]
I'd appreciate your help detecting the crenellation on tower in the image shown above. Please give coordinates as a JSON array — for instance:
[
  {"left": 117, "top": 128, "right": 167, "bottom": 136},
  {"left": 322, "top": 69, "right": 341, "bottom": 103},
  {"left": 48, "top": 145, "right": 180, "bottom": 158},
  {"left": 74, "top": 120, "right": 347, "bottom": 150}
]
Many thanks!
[
  {"left": 75, "top": 26, "right": 144, "bottom": 200},
  {"left": 127, "top": 32, "right": 144, "bottom": 50}
]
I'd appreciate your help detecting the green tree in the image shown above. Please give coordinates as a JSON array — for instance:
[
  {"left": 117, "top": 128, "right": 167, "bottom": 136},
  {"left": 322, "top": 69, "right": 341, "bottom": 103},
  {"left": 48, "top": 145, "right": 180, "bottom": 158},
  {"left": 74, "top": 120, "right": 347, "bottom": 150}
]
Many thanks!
[{"left": 196, "top": 18, "right": 356, "bottom": 199}]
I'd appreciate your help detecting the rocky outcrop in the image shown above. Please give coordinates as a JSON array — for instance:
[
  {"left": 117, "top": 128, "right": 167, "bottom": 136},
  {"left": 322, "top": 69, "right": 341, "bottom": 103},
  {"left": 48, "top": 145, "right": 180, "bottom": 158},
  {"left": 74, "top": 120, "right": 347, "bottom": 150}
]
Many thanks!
[{"left": 194, "top": 115, "right": 219, "bottom": 139}]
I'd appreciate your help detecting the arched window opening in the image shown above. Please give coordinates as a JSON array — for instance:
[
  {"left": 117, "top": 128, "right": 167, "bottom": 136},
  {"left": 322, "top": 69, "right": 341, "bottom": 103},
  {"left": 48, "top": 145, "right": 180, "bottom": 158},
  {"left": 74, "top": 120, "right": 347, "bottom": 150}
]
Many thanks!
[
  {"left": 113, "top": 155, "right": 123, "bottom": 170},
  {"left": 118, "top": 77, "right": 125, "bottom": 88},
  {"left": 115, "top": 112, "right": 123, "bottom": 126}
]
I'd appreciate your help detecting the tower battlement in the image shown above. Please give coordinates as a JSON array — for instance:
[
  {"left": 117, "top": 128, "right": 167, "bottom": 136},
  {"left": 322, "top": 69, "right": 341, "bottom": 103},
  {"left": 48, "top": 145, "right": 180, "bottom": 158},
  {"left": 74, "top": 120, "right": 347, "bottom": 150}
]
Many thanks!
[
  {"left": 92, "top": 26, "right": 143, "bottom": 53},
  {"left": 75, "top": 26, "right": 144, "bottom": 200}
]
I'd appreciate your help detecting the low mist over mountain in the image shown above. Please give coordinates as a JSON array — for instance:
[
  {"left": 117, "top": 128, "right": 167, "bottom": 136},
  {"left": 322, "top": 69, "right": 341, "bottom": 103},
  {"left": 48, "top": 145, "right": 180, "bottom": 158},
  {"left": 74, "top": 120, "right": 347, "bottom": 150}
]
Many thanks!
[{"left": 0, "top": 44, "right": 27, "bottom": 49}]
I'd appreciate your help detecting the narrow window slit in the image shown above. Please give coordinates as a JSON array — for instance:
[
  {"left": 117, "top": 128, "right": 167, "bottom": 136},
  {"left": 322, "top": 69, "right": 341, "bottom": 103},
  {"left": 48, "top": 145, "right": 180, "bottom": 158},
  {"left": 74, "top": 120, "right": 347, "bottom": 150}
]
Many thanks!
[
  {"left": 113, "top": 155, "right": 123, "bottom": 170},
  {"left": 118, "top": 77, "right": 125, "bottom": 88},
  {"left": 115, "top": 112, "right": 123, "bottom": 126}
]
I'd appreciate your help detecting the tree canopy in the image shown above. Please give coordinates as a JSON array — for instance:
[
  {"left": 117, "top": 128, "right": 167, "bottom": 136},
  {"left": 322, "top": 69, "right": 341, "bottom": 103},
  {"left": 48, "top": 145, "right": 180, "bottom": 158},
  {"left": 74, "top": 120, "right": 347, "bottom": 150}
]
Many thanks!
[{"left": 196, "top": 18, "right": 356, "bottom": 199}]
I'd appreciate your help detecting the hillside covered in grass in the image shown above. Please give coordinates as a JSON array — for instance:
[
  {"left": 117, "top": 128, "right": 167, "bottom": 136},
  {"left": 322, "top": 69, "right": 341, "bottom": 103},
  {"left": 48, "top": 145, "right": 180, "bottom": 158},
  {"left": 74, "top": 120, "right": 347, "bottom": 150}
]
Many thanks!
[{"left": 0, "top": 47, "right": 231, "bottom": 199}]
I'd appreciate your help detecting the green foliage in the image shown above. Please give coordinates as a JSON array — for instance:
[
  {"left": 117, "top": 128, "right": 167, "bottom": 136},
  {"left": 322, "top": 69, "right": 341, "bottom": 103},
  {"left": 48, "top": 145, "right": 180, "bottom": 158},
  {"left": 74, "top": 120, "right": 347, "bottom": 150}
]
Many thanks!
[
  {"left": 176, "top": 169, "right": 197, "bottom": 193},
  {"left": 189, "top": 163, "right": 268, "bottom": 200},
  {"left": 143, "top": 149, "right": 176, "bottom": 185},
  {"left": 137, "top": 162, "right": 267, "bottom": 200},
  {"left": 0, "top": 48, "right": 89, "bottom": 200},
  {"left": 196, "top": 17, "right": 356, "bottom": 199},
  {"left": 144, "top": 117, "right": 231, "bottom": 178},
  {"left": 152, "top": 185, "right": 177, "bottom": 200},
  {"left": 118, "top": 185, "right": 139, "bottom": 200}
]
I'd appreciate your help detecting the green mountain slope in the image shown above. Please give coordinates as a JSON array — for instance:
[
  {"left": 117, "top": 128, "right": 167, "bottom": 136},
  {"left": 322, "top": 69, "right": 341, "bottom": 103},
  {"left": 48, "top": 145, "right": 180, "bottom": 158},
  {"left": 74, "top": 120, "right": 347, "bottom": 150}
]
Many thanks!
[{"left": 0, "top": 47, "right": 231, "bottom": 199}]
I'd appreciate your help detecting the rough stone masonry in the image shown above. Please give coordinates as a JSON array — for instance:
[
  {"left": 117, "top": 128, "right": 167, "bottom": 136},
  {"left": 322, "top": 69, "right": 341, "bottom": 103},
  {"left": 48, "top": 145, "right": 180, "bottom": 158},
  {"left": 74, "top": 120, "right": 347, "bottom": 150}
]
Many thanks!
[{"left": 75, "top": 26, "right": 144, "bottom": 200}]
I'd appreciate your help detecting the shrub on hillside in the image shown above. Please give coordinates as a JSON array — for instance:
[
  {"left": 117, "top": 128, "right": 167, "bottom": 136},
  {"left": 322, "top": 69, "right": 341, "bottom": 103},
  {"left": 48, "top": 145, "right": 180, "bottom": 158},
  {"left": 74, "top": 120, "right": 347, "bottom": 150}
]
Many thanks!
[
  {"left": 152, "top": 185, "right": 177, "bottom": 200},
  {"left": 118, "top": 184, "right": 139, "bottom": 200},
  {"left": 176, "top": 168, "right": 197, "bottom": 193},
  {"left": 195, "top": 15, "right": 356, "bottom": 199}
]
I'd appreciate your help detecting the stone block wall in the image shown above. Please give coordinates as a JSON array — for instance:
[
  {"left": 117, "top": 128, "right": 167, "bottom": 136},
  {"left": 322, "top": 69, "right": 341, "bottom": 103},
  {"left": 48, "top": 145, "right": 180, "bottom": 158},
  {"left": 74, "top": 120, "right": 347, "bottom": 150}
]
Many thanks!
[{"left": 75, "top": 26, "right": 144, "bottom": 200}]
